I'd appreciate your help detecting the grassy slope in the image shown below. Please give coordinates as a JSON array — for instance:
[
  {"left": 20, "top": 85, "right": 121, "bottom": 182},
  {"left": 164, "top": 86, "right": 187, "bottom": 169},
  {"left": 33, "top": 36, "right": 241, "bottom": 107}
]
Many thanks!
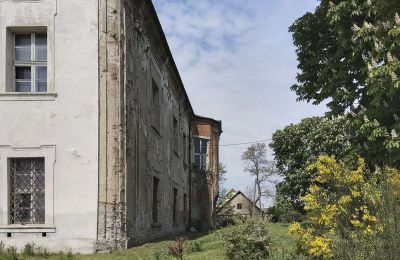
[{"left": 18, "top": 223, "right": 296, "bottom": 260}]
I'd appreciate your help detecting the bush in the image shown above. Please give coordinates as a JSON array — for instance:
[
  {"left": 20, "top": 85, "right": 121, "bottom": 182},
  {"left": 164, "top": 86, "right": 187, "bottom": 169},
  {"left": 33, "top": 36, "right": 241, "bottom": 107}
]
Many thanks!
[
  {"left": 169, "top": 236, "right": 187, "bottom": 260},
  {"left": 222, "top": 217, "right": 272, "bottom": 260},
  {"left": 289, "top": 155, "right": 400, "bottom": 259}
]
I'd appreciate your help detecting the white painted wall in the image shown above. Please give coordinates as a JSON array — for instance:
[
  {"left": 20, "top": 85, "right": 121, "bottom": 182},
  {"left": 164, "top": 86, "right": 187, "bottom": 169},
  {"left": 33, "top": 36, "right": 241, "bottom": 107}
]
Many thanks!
[{"left": 0, "top": 0, "right": 99, "bottom": 253}]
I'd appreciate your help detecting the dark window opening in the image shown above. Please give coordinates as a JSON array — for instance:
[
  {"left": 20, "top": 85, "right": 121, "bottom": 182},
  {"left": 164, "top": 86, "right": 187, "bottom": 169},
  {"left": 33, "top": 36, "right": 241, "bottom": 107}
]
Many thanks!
[
  {"left": 152, "top": 177, "right": 160, "bottom": 224},
  {"left": 183, "top": 193, "right": 187, "bottom": 223},
  {"left": 173, "top": 188, "right": 178, "bottom": 223},
  {"left": 151, "top": 80, "right": 160, "bottom": 131},
  {"left": 173, "top": 117, "right": 178, "bottom": 153},
  {"left": 237, "top": 203, "right": 242, "bottom": 210}
]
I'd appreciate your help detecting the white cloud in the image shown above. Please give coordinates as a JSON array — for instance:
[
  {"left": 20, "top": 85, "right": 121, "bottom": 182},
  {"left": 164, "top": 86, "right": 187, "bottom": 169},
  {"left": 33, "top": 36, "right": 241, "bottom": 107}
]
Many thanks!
[{"left": 153, "top": 0, "right": 325, "bottom": 207}]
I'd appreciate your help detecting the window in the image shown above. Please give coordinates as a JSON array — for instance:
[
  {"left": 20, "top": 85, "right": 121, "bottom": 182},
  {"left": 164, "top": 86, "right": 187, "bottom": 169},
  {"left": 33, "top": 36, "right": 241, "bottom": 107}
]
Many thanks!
[
  {"left": 172, "top": 117, "right": 178, "bottom": 153},
  {"left": 152, "top": 177, "right": 160, "bottom": 224},
  {"left": 151, "top": 80, "right": 160, "bottom": 131},
  {"left": 183, "top": 133, "right": 188, "bottom": 164},
  {"left": 9, "top": 158, "right": 45, "bottom": 224},
  {"left": 183, "top": 193, "right": 187, "bottom": 223},
  {"left": 173, "top": 188, "right": 178, "bottom": 223},
  {"left": 237, "top": 203, "right": 242, "bottom": 210},
  {"left": 194, "top": 137, "right": 208, "bottom": 170},
  {"left": 13, "top": 33, "right": 47, "bottom": 92}
]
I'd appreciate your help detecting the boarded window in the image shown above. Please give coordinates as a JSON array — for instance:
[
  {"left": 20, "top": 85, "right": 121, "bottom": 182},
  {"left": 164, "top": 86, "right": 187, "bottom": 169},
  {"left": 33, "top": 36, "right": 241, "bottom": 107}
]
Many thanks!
[{"left": 9, "top": 158, "right": 45, "bottom": 224}]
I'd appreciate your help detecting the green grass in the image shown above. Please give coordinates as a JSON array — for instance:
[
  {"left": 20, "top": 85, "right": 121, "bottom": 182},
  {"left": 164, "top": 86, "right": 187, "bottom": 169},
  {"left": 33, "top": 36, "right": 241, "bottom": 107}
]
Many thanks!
[{"left": 3, "top": 223, "right": 297, "bottom": 260}]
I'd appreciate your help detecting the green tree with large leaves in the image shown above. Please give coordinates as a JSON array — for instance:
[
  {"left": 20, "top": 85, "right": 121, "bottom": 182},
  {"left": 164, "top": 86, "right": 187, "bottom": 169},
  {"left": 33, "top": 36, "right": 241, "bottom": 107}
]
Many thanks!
[
  {"left": 270, "top": 116, "right": 352, "bottom": 211},
  {"left": 290, "top": 0, "right": 400, "bottom": 165}
]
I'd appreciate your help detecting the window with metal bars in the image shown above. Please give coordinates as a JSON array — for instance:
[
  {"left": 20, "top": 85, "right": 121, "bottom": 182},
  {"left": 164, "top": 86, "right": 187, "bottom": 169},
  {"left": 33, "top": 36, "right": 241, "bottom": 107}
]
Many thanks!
[{"left": 9, "top": 158, "right": 45, "bottom": 225}]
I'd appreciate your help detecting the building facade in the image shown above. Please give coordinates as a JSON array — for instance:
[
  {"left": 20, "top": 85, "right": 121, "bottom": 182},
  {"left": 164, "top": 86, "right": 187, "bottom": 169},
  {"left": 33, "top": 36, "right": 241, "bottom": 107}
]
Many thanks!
[
  {"left": 217, "top": 190, "right": 263, "bottom": 217},
  {"left": 0, "top": 0, "right": 221, "bottom": 253}
]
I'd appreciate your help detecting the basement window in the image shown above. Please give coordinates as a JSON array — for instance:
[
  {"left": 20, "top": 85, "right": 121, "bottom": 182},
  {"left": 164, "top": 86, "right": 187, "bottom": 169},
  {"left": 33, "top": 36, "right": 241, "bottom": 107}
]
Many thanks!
[{"left": 13, "top": 33, "right": 47, "bottom": 92}]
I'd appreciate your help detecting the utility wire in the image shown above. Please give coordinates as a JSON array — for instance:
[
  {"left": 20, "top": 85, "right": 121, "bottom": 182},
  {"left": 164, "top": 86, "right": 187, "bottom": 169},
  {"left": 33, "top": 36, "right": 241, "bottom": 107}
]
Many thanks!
[
  {"left": 219, "top": 139, "right": 272, "bottom": 147},
  {"left": 193, "top": 139, "right": 272, "bottom": 148}
]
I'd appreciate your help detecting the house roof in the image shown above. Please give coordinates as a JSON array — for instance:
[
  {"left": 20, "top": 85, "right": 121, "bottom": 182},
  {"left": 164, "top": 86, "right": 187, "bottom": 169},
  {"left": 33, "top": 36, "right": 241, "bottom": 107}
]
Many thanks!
[{"left": 217, "top": 190, "right": 261, "bottom": 214}]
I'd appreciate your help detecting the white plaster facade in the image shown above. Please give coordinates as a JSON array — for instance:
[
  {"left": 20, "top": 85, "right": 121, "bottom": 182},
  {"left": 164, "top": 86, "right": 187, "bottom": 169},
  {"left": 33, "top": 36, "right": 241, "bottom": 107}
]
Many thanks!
[{"left": 0, "top": 0, "right": 99, "bottom": 253}]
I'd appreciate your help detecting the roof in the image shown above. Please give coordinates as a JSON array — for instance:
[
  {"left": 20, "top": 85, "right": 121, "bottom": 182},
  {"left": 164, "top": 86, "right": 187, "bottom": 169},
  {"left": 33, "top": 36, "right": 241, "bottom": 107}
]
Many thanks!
[
  {"left": 143, "top": 0, "right": 195, "bottom": 116},
  {"left": 194, "top": 114, "right": 223, "bottom": 134},
  {"left": 217, "top": 190, "right": 261, "bottom": 214}
]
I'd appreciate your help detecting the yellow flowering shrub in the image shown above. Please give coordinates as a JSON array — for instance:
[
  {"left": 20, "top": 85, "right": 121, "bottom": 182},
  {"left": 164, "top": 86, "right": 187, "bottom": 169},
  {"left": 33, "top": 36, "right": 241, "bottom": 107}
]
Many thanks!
[{"left": 289, "top": 155, "right": 383, "bottom": 259}]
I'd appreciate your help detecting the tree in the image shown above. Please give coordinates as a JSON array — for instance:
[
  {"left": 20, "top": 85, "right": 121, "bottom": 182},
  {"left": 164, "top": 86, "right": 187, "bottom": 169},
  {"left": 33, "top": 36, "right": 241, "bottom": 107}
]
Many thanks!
[
  {"left": 290, "top": 0, "right": 400, "bottom": 165},
  {"left": 241, "top": 143, "right": 276, "bottom": 211},
  {"left": 270, "top": 116, "right": 352, "bottom": 212},
  {"left": 216, "top": 163, "right": 227, "bottom": 206}
]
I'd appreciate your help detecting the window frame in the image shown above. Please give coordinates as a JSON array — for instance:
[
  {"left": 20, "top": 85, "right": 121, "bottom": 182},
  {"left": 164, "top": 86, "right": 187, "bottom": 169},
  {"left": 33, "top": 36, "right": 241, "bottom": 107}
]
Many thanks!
[
  {"left": 172, "top": 116, "right": 179, "bottom": 155},
  {"left": 0, "top": 145, "right": 56, "bottom": 233},
  {"left": 151, "top": 79, "right": 161, "bottom": 133},
  {"left": 9, "top": 158, "right": 46, "bottom": 225},
  {"left": 0, "top": 26, "right": 56, "bottom": 101},
  {"left": 193, "top": 136, "right": 209, "bottom": 171},
  {"left": 237, "top": 203, "right": 242, "bottom": 210},
  {"left": 152, "top": 177, "right": 160, "bottom": 225},
  {"left": 13, "top": 32, "right": 48, "bottom": 93}
]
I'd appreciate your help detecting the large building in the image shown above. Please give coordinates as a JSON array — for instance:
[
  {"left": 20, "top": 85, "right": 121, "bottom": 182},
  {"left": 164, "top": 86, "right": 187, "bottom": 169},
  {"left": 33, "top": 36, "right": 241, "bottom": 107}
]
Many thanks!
[{"left": 0, "top": 0, "right": 221, "bottom": 253}]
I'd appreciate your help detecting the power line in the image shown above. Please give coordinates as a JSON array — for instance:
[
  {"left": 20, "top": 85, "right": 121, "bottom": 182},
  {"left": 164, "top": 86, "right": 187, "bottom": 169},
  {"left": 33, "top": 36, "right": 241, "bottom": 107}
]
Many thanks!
[
  {"left": 219, "top": 139, "right": 272, "bottom": 147},
  {"left": 193, "top": 139, "right": 272, "bottom": 148}
]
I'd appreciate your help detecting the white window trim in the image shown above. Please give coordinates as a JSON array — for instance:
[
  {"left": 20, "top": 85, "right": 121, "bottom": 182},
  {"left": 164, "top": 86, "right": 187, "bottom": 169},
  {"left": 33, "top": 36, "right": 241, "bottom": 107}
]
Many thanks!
[
  {"left": 193, "top": 135, "right": 210, "bottom": 170},
  {"left": 0, "top": 24, "right": 57, "bottom": 101},
  {"left": 13, "top": 33, "right": 48, "bottom": 93},
  {"left": 0, "top": 145, "right": 56, "bottom": 233}
]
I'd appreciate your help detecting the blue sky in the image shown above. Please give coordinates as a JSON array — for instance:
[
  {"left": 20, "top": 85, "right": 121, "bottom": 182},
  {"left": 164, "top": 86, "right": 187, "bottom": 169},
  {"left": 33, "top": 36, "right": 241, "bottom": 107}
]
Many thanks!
[{"left": 152, "top": 0, "right": 326, "bottom": 206}]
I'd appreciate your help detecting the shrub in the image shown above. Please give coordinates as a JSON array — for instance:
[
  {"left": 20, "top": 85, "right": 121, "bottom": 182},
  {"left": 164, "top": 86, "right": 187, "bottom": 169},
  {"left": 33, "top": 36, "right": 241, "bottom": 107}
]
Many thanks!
[
  {"left": 289, "top": 155, "right": 400, "bottom": 259},
  {"left": 169, "top": 236, "right": 187, "bottom": 260},
  {"left": 222, "top": 217, "right": 272, "bottom": 260}
]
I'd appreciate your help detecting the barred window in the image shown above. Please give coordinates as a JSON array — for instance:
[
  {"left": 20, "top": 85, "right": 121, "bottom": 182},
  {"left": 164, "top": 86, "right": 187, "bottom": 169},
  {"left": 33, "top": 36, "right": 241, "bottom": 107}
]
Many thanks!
[{"left": 9, "top": 158, "right": 45, "bottom": 224}]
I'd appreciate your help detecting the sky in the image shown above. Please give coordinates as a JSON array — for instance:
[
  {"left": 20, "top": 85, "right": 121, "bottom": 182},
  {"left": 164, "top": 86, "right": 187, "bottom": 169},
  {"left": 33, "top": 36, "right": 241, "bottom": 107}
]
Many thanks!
[{"left": 152, "top": 0, "right": 327, "bottom": 206}]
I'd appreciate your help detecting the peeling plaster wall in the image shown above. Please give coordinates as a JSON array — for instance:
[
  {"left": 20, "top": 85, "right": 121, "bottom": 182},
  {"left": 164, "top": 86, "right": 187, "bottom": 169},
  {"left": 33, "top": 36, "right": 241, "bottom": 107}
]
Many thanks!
[{"left": 97, "top": 0, "right": 192, "bottom": 250}]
